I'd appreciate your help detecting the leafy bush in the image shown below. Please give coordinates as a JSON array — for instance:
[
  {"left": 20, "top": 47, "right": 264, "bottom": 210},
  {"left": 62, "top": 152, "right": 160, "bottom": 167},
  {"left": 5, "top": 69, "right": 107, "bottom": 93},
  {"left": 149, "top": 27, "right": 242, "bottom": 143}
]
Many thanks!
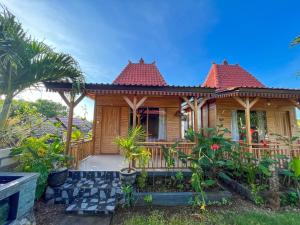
[
  {"left": 11, "top": 134, "right": 71, "bottom": 198},
  {"left": 115, "top": 126, "right": 150, "bottom": 172}
]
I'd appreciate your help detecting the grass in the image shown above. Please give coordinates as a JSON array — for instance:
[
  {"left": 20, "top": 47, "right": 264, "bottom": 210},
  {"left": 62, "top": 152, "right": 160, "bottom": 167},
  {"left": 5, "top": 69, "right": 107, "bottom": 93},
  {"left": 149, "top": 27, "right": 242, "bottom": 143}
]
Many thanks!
[{"left": 123, "top": 210, "right": 300, "bottom": 225}]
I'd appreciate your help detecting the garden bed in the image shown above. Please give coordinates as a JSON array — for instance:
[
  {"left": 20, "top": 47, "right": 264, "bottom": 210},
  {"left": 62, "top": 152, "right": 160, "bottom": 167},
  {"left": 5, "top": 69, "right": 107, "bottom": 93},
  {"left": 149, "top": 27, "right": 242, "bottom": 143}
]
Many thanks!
[
  {"left": 218, "top": 172, "right": 259, "bottom": 202},
  {"left": 218, "top": 171, "right": 295, "bottom": 207},
  {"left": 133, "top": 171, "right": 232, "bottom": 206}
]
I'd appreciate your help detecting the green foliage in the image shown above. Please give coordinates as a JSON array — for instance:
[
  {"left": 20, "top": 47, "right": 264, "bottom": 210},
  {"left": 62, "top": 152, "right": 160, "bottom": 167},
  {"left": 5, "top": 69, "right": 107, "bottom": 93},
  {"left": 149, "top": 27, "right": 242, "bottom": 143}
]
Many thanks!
[
  {"left": 137, "top": 170, "right": 148, "bottom": 189},
  {"left": 281, "top": 191, "right": 299, "bottom": 206},
  {"left": 121, "top": 184, "right": 134, "bottom": 207},
  {"left": 115, "top": 126, "right": 148, "bottom": 172},
  {"left": 143, "top": 194, "right": 153, "bottom": 204},
  {"left": 250, "top": 183, "right": 266, "bottom": 205},
  {"left": 32, "top": 99, "right": 67, "bottom": 118},
  {"left": 0, "top": 99, "right": 43, "bottom": 148},
  {"left": 175, "top": 171, "right": 184, "bottom": 190},
  {"left": 11, "top": 134, "right": 70, "bottom": 198},
  {"left": 124, "top": 210, "right": 201, "bottom": 225},
  {"left": 124, "top": 210, "right": 300, "bottom": 225},
  {"left": 71, "top": 128, "right": 84, "bottom": 141}
]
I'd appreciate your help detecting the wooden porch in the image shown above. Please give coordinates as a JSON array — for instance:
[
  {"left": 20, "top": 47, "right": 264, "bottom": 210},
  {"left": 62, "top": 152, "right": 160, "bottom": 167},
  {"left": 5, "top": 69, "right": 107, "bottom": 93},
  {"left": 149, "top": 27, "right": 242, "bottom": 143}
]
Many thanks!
[{"left": 69, "top": 139, "right": 300, "bottom": 170}]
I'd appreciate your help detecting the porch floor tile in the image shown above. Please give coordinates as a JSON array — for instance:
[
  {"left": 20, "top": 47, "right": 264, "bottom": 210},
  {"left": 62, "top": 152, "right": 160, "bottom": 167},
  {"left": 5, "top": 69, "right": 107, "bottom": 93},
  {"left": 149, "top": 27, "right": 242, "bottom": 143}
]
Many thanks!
[{"left": 78, "top": 155, "right": 127, "bottom": 171}]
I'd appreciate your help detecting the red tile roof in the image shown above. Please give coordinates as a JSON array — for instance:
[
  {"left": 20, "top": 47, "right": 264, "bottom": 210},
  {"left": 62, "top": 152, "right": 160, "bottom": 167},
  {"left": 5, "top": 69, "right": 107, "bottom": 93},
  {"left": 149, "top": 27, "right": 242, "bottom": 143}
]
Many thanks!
[
  {"left": 113, "top": 58, "right": 167, "bottom": 86},
  {"left": 202, "top": 60, "right": 265, "bottom": 89}
]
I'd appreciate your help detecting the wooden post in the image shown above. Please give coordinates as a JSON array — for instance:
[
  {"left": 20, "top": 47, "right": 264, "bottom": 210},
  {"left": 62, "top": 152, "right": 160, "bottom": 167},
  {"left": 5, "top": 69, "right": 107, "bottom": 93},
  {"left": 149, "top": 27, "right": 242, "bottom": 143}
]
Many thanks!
[
  {"left": 194, "top": 97, "right": 198, "bottom": 132},
  {"left": 233, "top": 96, "right": 260, "bottom": 150},
  {"left": 59, "top": 91, "right": 85, "bottom": 155},
  {"left": 123, "top": 96, "right": 147, "bottom": 128},
  {"left": 245, "top": 97, "right": 252, "bottom": 145},
  {"left": 133, "top": 97, "right": 137, "bottom": 128},
  {"left": 66, "top": 98, "right": 74, "bottom": 155}
]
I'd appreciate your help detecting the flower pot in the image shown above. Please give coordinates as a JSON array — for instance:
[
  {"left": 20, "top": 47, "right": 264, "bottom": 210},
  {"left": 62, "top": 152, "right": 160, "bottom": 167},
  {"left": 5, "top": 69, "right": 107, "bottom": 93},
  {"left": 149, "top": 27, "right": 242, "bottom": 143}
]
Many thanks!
[
  {"left": 48, "top": 167, "right": 68, "bottom": 187},
  {"left": 120, "top": 168, "right": 137, "bottom": 185}
]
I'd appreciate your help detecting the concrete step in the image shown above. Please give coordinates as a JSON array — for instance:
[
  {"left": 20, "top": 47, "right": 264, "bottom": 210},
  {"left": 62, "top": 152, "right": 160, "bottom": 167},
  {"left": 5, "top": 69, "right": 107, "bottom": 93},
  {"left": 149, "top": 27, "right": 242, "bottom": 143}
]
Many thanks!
[{"left": 65, "top": 196, "right": 117, "bottom": 215}]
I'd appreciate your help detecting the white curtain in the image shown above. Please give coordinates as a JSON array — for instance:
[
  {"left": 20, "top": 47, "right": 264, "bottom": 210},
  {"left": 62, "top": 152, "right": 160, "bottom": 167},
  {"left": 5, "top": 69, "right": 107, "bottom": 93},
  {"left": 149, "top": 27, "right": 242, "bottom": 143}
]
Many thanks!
[
  {"left": 257, "top": 111, "right": 266, "bottom": 141},
  {"left": 158, "top": 108, "right": 166, "bottom": 140},
  {"left": 231, "top": 110, "right": 239, "bottom": 141}
]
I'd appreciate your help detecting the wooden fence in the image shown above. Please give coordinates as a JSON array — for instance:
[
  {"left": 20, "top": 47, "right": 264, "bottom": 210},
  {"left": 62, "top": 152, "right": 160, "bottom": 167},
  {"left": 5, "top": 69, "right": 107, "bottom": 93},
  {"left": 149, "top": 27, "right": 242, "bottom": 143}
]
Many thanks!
[
  {"left": 69, "top": 139, "right": 93, "bottom": 168},
  {"left": 240, "top": 142, "right": 300, "bottom": 168},
  {"left": 135, "top": 142, "right": 196, "bottom": 169}
]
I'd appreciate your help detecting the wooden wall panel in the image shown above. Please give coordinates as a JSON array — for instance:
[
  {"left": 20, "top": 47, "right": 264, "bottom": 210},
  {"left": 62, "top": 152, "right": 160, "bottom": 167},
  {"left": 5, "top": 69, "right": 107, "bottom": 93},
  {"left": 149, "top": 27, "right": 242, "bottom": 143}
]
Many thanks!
[
  {"left": 93, "top": 94, "right": 182, "bottom": 154},
  {"left": 202, "top": 104, "right": 209, "bottom": 128},
  {"left": 166, "top": 108, "right": 180, "bottom": 141},
  {"left": 120, "top": 107, "right": 129, "bottom": 137},
  {"left": 208, "top": 103, "right": 216, "bottom": 128}
]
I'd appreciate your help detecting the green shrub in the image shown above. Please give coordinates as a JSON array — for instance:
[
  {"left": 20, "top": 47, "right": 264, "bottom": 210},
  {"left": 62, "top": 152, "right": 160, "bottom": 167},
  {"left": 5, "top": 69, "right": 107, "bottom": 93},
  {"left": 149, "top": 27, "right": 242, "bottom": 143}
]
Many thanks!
[{"left": 11, "top": 134, "right": 70, "bottom": 199}]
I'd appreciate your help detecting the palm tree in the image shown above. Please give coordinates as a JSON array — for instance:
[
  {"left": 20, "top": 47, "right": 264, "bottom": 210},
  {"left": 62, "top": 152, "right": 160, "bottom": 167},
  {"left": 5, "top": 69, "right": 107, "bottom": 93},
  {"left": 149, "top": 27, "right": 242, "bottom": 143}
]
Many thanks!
[
  {"left": 291, "top": 36, "right": 300, "bottom": 46},
  {"left": 0, "top": 8, "right": 84, "bottom": 129}
]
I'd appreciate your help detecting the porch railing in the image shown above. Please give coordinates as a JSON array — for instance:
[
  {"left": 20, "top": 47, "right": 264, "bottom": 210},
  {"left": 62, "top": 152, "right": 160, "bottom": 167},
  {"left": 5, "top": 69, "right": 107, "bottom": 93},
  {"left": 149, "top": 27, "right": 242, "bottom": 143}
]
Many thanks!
[
  {"left": 135, "top": 142, "right": 196, "bottom": 169},
  {"left": 69, "top": 139, "right": 93, "bottom": 168},
  {"left": 240, "top": 142, "right": 300, "bottom": 168}
]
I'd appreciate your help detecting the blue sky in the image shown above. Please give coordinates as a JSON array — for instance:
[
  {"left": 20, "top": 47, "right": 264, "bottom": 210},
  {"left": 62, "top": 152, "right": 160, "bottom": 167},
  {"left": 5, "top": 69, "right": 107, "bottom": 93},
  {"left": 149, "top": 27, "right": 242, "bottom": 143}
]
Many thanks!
[{"left": 3, "top": 0, "right": 300, "bottom": 120}]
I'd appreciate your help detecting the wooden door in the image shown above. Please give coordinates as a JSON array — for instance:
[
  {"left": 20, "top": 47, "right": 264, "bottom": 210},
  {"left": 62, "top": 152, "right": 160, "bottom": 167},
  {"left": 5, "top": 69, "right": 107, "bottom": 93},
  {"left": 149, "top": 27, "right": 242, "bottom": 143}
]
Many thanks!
[
  {"left": 275, "top": 111, "right": 292, "bottom": 138},
  {"left": 100, "top": 107, "right": 120, "bottom": 154}
]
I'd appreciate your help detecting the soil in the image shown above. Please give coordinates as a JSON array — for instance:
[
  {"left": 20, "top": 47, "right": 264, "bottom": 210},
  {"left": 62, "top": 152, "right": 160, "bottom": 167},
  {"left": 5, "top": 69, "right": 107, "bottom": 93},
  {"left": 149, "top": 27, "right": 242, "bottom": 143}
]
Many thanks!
[{"left": 34, "top": 200, "right": 111, "bottom": 225}]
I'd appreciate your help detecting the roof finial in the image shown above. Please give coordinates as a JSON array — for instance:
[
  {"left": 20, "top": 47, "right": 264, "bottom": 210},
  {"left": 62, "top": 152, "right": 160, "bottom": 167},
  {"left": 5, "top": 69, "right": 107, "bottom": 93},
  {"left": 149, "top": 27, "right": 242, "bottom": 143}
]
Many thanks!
[
  {"left": 139, "top": 58, "right": 144, "bottom": 64},
  {"left": 223, "top": 59, "right": 228, "bottom": 65},
  {"left": 128, "top": 60, "right": 132, "bottom": 64}
]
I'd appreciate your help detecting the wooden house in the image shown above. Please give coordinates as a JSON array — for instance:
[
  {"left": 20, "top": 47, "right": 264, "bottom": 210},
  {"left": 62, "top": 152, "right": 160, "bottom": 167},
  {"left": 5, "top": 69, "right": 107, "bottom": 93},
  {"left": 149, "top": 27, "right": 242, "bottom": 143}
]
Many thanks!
[
  {"left": 45, "top": 59, "right": 214, "bottom": 155},
  {"left": 185, "top": 60, "right": 300, "bottom": 145},
  {"left": 45, "top": 59, "right": 300, "bottom": 169}
]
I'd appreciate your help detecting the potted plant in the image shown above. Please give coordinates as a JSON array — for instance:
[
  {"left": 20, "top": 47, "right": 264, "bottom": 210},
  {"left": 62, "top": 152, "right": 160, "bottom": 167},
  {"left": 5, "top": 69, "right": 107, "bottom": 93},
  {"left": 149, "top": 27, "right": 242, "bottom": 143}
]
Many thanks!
[
  {"left": 115, "top": 126, "right": 147, "bottom": 185},
  {"left": 47, "top": 135, "right": 72, "bottom": 187}
]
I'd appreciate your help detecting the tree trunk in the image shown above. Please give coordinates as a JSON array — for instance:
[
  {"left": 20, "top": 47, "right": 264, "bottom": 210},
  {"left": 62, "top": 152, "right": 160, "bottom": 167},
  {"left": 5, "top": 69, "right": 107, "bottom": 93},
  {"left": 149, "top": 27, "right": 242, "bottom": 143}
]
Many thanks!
[{"left": 0, "top": 92, "right": 13, "bottom": 129}]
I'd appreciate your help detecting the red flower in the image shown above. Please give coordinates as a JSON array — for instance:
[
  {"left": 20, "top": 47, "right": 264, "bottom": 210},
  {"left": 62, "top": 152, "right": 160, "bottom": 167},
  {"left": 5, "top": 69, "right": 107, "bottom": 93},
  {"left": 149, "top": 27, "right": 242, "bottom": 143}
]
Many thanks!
[{"left": 210, "top": 144, "right": 220, "bottom": 151}]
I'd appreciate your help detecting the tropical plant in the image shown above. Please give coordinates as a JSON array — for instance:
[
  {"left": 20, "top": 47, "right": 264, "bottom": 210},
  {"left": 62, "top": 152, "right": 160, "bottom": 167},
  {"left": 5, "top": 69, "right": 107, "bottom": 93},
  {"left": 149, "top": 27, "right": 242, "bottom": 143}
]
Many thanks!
[
  {"left": 0, "top": 99, "right": 44, "bottom": 148},
  {"left": 32, "top": 99, "right": 68, "bottom": 118},
  {"left": 291, "top": 35, "right": 300, "bottom": 46},
  {"left": 0, "top": 8, "right": 84, "bottom": 129},
  {"left": 71, "top": 128, "right": 84, "bottom": 141},
  {"left": 11, "top": 134, "right": 71, "bottom": 198},
  {"left": 115, "top": 126, "right": 147, "bottom": 172},
  {"left": 121, "top": 184, "right": 134, "bottom": 207}
]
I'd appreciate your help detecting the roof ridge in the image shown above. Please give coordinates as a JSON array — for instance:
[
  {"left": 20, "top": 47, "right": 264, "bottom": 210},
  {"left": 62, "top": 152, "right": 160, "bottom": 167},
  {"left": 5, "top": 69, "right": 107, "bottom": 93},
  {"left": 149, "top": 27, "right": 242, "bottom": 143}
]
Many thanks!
[
  {"left": 202, "top": 61, "right": 265, "bottom": 89},
  {"left": 113, "top": 59, "right": 167, "bottom": 86}
]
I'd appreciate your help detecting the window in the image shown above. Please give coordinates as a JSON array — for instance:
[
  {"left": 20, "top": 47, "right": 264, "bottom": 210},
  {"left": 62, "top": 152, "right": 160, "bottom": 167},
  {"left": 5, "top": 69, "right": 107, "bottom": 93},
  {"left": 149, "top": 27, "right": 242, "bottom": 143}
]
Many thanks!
[
  {"left": 130, "top": 107, "right": 166, "bottom": 141},
  {"left": 231, "top": 110, "right": 267, "bottom": 143}
]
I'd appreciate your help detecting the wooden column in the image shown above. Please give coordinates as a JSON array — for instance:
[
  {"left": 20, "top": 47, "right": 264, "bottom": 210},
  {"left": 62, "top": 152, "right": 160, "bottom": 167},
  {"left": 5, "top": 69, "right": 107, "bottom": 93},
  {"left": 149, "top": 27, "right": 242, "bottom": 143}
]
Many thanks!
[
  {"left": 123, "top": 96, "right": 147, "bottom": 128},
  {"left": 245, "top": 97, "right": 251, "bottom": 145},
  {"left": 66, "top": 99, "right": 75, "bottom": 155},
  {"left": 194, "top": 97, "right": 198, "bottom": 132},
  {"left": 182, "top": 96, "right": 207, "bottom": 132},
  {"left": 233, "top": 96, "right": 260, "bottom": 146},
  {"left": 59, "top": 91, "right": 85, "bottom": 155}
]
